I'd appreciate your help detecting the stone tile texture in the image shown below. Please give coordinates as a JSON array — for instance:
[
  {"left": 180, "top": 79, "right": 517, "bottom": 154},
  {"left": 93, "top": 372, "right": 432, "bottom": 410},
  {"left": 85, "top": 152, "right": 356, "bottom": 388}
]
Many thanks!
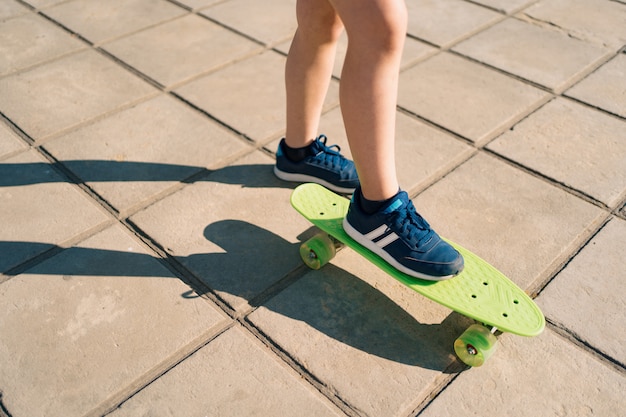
[
  {"left": 1, "top": 1, "right": 625, "bottom": 416},
  {"left": 44, "top": 95, "right": 250, "bottom": 214},
  {"left": 566, "top": 52, "right": 626, "bottom": 118},
  {"left": 19, "top": 0, "right": 67, "bottom": 8},
  {"left": 175, "top": 50, "right": 338, "bottom": 143},
  {"left": 0, "top": 0, "right": 28, "bottom": 20},
  {"left": 102, "top": 14, "right": 262, "bottom": 88},
  {"left": 178, "top": 0, "right": 224, "bottom": 10},
  {"left": 0, "top": 150, "right": 110, "bottom": 273},
  {"left": 471, "top": 0, "right": 535, "bottom": 14},
  {"left": 398, "top": 52, "right": 549, "bottom": 144},
  {"left": 420, "top": 329, "right": 626, "bottom": 416},
  {"left": 488, "top": 98, "right": 626, "bottom": 208},
  {"left": 406, "top": 0, "right": 502, "bottom": 48},
  {"left": 0, "top": 12, "right": 86, "bottom": 77},
  {"left": 0, "top": 123, "right": 27, "bottom": 159},
  {"left": 109, "top": 327, "right": 343, "bottom": 417},
  {"left": 453, "top": 18, "right": 611, "bottom": 93},
  {"left": 0, "top": 50, "right": 156, "bottom": 141},
  {"left": 521, "top": 0, "right": 626, "bottom": 50},
  {"left": 538, "top": 217, "right": 626, "bottom": 365},
  {"left": 413, "top": 153, "right": 605, "bottom": 290},
  {"left": 44, "top": 0, "right": 186, "bottom": 45},
  {"left": 0, "top": 225, "right": 227, "bottom": 417},
  {"left": 200, "top": 0, "right": 297, "bottom": 46}
]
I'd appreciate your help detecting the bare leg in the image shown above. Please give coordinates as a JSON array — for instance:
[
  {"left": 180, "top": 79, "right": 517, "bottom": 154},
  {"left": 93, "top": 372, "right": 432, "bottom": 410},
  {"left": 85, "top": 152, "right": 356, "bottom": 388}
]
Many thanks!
[
  {"left": 329, "top": 0, "right": 407, "bottom": 201},
  {"left": 285, "top": 0, "right": 343, "bottom": 148}
]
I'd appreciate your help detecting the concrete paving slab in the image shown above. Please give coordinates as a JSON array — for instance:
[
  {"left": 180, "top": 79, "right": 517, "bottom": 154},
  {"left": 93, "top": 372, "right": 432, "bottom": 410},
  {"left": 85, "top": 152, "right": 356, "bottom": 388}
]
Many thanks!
[
  {"left": 129, "top": 151, "right": 310, "bottom": 312},
  {"left": 0, "top": 0, "right": 28, "bottom": 20},
  {"left": 109, "top": 326, "right": 343, "bottom": 417},
  {"left": 406, "top": 0, "right": 502, "bottom": 48},
  {"left": 420, "top": 329, "right": 626, "bottom": 417},
  {"left": 453, "top": 18, "right": 611, "bottom": 93},
  {"left": 43, "top": 0, "right": 186, "bottom": 45},
  {"left": 44, "top": 94, "right": 250, "bottom": 215},
  {"left": 200, "top": 0, "right": 296, "bottom": 46},
  {"left": 175, "top": 50, "right": 339, "bottom": 143},
  {"left": 470, "top": 0, "right": 536, "bottom": 14},
  {"left": 249, "top": 248, "right": 472, "bottom": 417},
  {"left": 412, "top": 153, "right": 605, "bottom": 290},
  {"left": 0, "top": 11, "right": 86, "bottom": 77},
  {"left": 566, "top": 52, "right": 626, "bottom": 118},
  {"left": 521, "top": 0, "right": 626, "bottom": 50},
  {"left": 0, "top": 150, "right": 110, "bottom": 273},
  {"left": 177, "top": 0, "right": 223, "bottom": 11},
  {"left": 0, "top": 225, "right": 227, "bottom": 417},
  {"left": 398, "top": 52, "right": 549, "bottom": 144},
  {"left": 0, "top": 123, "right": 27, "bottom": 159},
  {"left": 537, "top": 217, "right": 626, "bottom": 365},
  {"left": 22, "top": 0, "right": 66, "bottom": 8},
  {"left": 0, "top": 49, "right": 157, "bottom": 141},
  {"left": 102, "top": 14, "right": 262, "bottom": 88},
  {"left": 488, "top": 98, "right": 626, "bottom": 208}
]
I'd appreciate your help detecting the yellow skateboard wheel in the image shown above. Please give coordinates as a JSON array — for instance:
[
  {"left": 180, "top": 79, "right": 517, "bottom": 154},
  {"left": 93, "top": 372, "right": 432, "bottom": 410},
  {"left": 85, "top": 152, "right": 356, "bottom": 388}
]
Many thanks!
[
  {"left": 300, "top": 233, "right": 336, "bottom": 270},
  {"left": 454, "top": 324, "right": 498, "bottom": 367}
]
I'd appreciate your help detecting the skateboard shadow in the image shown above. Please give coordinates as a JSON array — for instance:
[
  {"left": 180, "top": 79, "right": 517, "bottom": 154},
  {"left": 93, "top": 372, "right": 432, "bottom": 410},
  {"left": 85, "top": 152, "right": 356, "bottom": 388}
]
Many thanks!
[
  {"left": 0, "top": 220, "right": 469, "bottom": 372},
  {"left": 199, "top": 220, "right": 470, "bottom": 372}
]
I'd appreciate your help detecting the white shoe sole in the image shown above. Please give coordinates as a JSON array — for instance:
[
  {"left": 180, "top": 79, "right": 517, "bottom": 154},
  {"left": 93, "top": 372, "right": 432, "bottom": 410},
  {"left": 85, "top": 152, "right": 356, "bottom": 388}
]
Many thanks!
[{"left": 274, "top": 166, "right": 356, "bottom": 194}]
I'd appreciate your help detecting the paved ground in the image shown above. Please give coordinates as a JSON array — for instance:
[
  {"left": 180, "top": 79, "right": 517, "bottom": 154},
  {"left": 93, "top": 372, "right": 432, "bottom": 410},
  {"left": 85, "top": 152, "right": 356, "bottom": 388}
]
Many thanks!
[{"left": 1, "top": 0, "right": 625, "bottom": 416}]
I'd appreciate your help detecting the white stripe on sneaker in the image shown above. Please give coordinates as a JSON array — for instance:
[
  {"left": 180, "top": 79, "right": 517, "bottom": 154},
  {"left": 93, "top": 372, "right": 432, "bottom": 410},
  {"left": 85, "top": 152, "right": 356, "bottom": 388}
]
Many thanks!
[
  {"left": 363, "top": 224, "right": 399, "bottom": 248},
  {"left": 364, "top": 225, "right": 389, "bottom": 241},
  {"left": 376, "top": 232, "right": 399, "bottom": 248}
]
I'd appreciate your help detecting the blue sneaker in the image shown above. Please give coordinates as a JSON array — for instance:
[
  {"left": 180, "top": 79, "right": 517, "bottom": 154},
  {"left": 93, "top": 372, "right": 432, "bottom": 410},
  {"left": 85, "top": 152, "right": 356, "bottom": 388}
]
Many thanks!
[
  {"left": 343, "top": 187, "right": 464, "bottom": 281},
  {"left": 274, "top": 135, "right": 359, "bottom": 194}
]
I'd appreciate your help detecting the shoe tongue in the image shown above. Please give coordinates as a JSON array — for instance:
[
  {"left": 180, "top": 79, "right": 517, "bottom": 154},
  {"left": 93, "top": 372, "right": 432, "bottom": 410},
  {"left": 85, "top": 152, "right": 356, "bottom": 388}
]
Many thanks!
[{"left": 381, "top": 191, "right": 409, "bottom": 214}]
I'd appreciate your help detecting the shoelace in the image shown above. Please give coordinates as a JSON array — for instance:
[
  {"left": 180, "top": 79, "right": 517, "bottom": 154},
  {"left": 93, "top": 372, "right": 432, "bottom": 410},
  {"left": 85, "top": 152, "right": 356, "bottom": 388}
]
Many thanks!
[
  {"left": 312, "top": 135, "right": 349, "bottom": 171},
  {"left": 392, "top": 199, "right": 434, "bottom": 248}
]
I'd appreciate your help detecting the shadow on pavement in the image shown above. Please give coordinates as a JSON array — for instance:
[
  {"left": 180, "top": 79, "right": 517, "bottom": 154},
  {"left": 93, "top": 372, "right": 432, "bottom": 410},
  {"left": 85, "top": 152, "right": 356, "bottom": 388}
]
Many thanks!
[
  {"left": 0, "top": 219, "right": 468, "bottom": 373},
  {"left": 0, "top": 160, "right": 293, "bottom": 189}
]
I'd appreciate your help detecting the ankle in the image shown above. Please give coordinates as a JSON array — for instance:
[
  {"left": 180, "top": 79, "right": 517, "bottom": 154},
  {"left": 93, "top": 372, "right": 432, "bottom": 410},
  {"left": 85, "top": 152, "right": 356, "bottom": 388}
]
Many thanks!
[
  {"left": 282, "top": 139, "right": 312, "bottom": 162},
  {"left": 357, "top": 187, "right": 400, "bottom": 215}
]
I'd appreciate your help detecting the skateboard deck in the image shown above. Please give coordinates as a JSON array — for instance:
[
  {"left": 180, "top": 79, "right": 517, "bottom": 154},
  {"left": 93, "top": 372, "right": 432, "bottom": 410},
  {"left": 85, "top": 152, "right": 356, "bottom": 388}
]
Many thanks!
[{"left": 291, "top": 183, "right": 545, "bottom": 365}]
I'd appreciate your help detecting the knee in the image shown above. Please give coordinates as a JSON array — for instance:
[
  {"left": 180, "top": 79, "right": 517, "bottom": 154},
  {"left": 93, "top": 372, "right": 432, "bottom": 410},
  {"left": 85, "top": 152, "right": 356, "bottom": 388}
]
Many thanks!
[
  {"left": 296, "top": 4, "right": 344, "bottom": 45},
  {"left": 347, "top": 1, "right": 407, "bottom": 54}
]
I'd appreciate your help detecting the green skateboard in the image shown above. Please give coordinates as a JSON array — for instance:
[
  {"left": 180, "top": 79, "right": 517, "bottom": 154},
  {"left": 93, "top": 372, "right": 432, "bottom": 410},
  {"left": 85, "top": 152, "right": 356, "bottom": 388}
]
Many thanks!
[{"left": 291, "top": 183, "right": 545, "bottom": 367}]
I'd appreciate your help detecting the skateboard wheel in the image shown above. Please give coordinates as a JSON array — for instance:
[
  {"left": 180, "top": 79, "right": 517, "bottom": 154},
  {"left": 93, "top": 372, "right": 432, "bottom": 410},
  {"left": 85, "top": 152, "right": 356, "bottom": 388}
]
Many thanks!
[
  {"left": 300, "top": 233, "right": 336, "bottom": 270},
  {"left": 454, "top": 324, "right": 497, "bottom": 367}
]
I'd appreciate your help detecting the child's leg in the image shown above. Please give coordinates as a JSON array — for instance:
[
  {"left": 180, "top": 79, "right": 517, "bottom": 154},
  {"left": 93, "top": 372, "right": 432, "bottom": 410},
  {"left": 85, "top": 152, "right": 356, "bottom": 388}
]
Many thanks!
[
  {"left": 276, "top": 0, "right": 358, "bottom": 194},
  {"left": 331, "top": 0, "right": 464, "bottom": 280},
  {"left": 285, "top": 0, "right": 344, "bottom": 149},
  {"left": 329, "top": 0, "right": 406, "bottom": 202}
]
